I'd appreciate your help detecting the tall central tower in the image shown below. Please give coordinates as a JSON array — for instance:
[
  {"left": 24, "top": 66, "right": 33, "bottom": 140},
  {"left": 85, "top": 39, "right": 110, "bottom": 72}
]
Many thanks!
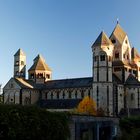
[
  {"left": 14, "top": 48, "right": 26, "bottom": 79},
  {"left": 92, "top": 31, "right": 114, "bottom": 116}
]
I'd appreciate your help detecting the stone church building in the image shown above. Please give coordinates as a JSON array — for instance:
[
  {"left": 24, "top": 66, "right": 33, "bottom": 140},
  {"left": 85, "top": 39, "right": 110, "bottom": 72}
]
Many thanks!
[{"left": 3, "top": 23, "right": 140, "bottom": 116}]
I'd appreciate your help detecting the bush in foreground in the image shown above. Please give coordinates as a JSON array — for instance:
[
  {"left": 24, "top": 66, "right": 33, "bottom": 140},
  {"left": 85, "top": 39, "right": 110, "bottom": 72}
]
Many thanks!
[
  {"left": 119, "top": 116, "right": 140, "bottom": 140},
  {"left": 0, "top": 105, "right": 70, "bottom": 140}
]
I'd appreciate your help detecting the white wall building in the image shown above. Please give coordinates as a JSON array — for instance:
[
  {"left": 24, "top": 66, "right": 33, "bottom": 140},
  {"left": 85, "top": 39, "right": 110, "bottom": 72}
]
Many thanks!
[{"left": 3, "top": 23, "right": 140, "bottom": 116}]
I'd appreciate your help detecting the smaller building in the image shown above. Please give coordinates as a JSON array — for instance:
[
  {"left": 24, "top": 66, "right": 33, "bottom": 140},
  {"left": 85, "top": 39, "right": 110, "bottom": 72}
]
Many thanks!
[{"left": 69, "top": 115, "right": 119, "bottom": 140}]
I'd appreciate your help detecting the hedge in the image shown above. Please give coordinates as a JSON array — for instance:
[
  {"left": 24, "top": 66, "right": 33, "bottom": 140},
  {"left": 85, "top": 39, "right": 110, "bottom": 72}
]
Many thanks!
[{"left": 0, "top": 105, "right": 70, "bottom": 140}]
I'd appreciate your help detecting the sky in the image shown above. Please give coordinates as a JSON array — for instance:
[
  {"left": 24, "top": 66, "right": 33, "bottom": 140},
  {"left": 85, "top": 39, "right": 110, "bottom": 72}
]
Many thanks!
[{"left": 1, "top": 0, "right": 140, "bottom": 87}]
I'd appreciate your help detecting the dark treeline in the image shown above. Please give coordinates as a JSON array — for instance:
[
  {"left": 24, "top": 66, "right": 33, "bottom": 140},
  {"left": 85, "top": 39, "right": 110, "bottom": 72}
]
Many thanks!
[{"left": 0, "top": 105, "right": 70, "bottom": 140}]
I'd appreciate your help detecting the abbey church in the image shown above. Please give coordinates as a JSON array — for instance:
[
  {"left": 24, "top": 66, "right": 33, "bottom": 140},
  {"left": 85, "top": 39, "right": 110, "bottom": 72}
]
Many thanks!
[{"left": 3, "top": 23, "right": 140, "bottom": 116}]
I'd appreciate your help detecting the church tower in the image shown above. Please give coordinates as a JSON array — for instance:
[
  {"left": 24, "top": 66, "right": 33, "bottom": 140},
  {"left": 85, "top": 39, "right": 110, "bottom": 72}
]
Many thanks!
[
  {"left": 14, "top": 48, "right": 26, "bottom": 78},
  {"left": 28, "top": 54, "right": 52, "bottom": 83},
  {"left": 92, "top": 31, "right": 114, "bottom": 116},
  {"left": 110, "top": 23, "right": 132, "bottom": 82}
]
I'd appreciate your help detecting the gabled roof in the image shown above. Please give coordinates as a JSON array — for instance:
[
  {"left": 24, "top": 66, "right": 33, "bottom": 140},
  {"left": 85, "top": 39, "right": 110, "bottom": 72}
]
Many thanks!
[
  {"left": 92, "top": 31, "right": 113, "bottom": 47},
  {"left": 14, "top": 48, "right": 25, "bottom": 56},
  {"left": 110, "top": 23, "right": 127, "bottom": 44},
  {"left": 15, "top": 78, "right": 34, "bottom": 88},
  {"left": 125, "top": 74, "right": 140, "bottom": 85},
  {"left": 28, "top": 54, "right": 51, "bottom": 71}
]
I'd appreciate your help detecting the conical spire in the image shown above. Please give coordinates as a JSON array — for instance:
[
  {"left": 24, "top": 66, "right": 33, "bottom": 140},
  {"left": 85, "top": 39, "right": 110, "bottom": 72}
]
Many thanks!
[
  {"left": 14, "top": 48, "right": 25, "bottom": 56},
  {"left": 92, "top": 31, "right": 112, "bottom": 47},
  {"left": 110, "top": 23, "right": 127, "bottom": 44}
]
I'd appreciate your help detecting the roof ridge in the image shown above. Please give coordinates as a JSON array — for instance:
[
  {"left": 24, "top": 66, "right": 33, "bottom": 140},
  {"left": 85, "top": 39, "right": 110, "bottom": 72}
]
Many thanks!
[{"left": 92, "top": 31, "right": 112, "bottom": 47}]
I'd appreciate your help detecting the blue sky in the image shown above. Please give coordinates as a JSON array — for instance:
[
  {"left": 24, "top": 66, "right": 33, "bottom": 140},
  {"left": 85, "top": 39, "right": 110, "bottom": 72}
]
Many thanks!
[{"left": 1, "top": 0, "right": 140, "bottom": 86}]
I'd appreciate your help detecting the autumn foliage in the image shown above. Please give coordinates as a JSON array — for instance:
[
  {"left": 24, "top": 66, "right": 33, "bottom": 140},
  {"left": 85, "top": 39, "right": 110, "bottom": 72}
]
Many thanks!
[{"left": 77, "top": 96, "right": 97, "bottom": 116}]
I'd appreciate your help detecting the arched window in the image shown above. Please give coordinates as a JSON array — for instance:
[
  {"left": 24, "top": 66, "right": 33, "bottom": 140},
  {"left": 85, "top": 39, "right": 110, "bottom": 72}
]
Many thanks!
[
  {"left": 30, "top": 73, "right": 34, "bottom": 79},
  {"left": 51, "top": 93, "right": 53, "bottom": 99},
  {"left": 131, "top": 94, "right": 134, "bottom": 101},
  {"left": 24, "top": 97, "right": 30, "bottom": 105},
  {"left": 100, "top": 55, "right": 105, "bottom": 61},
  {"left": 21, "top": 61, "right": 24, "bottom": 65},
  {"left": 88, "top": 90, "right": 91, "bottom": 97},
  {"left": 75, "top": 91, "right": 77, "bottom": 99},
  {"left": 62, "top": 92, "right": 65, "bottom": 99},
  {"left": 68, "top": 91, "right": 71, "bottom": 99},
  {"left": 115, "top": 52, "right": 119, "bottom": 59},
  {"left": 57, "top": 92, "right": 59, "bottom": 99},
  {"left": 81, "top": 90, "right": 84, "bottom": 98}
]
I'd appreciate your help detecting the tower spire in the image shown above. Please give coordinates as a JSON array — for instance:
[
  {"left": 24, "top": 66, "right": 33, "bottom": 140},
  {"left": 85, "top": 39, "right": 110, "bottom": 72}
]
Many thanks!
[
  {"left": 117, "top": 18, "right": 119, "bottom": 24},
  {"left": 14, "top": 48, "right": 26, "bottom": 79}
]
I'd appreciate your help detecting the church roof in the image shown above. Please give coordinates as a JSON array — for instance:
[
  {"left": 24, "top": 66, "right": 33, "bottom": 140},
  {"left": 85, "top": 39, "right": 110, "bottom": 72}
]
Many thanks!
[
  {"left": 92, "top": 31, "right": 113, "bottom": 47},
  {"left": 43, "top": 77, "right": 93, "bottom": 89},
  {"left": 28, "top": 54, "right": 51, "bottom": 71},
  {"left": 14, "top": 48, "right": 25, "bottom": 56},
  {"left": 13, "top": 77, "right": 93, "bottom": 89},
  {"left": 112, "top": 60, "right": 131, "bottom": 67},
  {"left": 110, "top": 23, "right": 127, "bottom": 44},
  {"left": 125, "top": 74, "right": 140, "bottom": 85},
  {"left": 15, "top": 78, "right": 34, "bottom": 88}
]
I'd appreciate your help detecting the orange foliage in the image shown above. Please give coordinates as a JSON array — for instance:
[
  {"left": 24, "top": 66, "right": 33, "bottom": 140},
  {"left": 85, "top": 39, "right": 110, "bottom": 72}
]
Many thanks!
[{"left": 77, "top": 96, "right": 96, "bottom": 116}]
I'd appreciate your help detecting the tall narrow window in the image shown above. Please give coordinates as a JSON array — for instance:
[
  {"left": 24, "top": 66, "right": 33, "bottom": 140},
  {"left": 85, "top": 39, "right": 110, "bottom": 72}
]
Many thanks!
[
  {"left": 68, "top": 91, "right": 71, "bottom": 99},
  {"left": 75, "top": 91, "right": 77, "bottom": 99},
  {"left": 81, "top": 90, "right": 84, "bottom": 98},
  {"left": 100, "top": 55, "right": 105, "bottom": 61},
  {"left": 62, "top": 92, "right": 65, "bottom": 99},
  {"left": 21, "top": 61, "right": 24, "bottom": 65},
  {"left": 88, "top": 90, "right": 91, "bottom": 97},
  {"left": 131, "top": 94, "right": 134, "bottom": 101},
  {"left": 51, "top": 93, "right": 53, "bottom": 99},
  {"left": 115, "top": 52, "right": 119, "bottom": 59},
  {"left": 57, "top": 92, "right": 59, "bottom": 99}
]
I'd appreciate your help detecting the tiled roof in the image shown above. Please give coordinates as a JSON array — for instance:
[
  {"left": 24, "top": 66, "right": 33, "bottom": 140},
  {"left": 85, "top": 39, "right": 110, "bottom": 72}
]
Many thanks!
[
  {"left": 44, "top": 77, "right": 93, "bottom": 89},
  {"left": 14, "top": 77, "right": 93, "bottom": 89},
  {"left": 15, "top": 78, "right": 34, "bottom": 88},
  {"left": 110, "top": 24, "right": 127, "bottom": 44},
  {"left": 125, "top": 74, "right": 140, "bottom": 85},
  {"left": 112, "top": 60, "right": 131, "bottom": 67},
  {"left": 14, "top": 48, "right": 25, "bottom": 56},
  {"left": 28, "top": 54, "right": 51, "bottom": 71},
  {"left": 92, "top": 31, "right": 113, "bottom": 47},
  {"left": 39, "top": 99, "right": 82, "bottom": 109}
]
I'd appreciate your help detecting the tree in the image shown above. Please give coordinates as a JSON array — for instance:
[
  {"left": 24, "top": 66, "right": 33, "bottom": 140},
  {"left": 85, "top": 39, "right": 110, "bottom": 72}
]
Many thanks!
[{"left": 77, "top": 96, "right": 96, "bottom": 115}]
